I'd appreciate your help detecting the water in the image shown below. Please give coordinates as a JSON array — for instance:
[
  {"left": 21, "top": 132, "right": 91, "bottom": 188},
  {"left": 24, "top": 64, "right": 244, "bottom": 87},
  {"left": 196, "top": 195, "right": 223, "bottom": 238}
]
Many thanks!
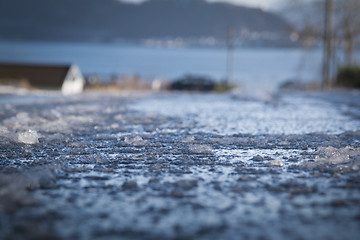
[{"left": 0, "top": 41, "right": 323, "bottom": 91}]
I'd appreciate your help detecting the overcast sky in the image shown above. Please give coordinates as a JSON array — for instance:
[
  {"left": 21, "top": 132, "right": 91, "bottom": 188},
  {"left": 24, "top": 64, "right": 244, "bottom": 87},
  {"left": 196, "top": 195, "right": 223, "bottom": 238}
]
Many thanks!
[{"left": 120, "top": 0, "right": 284, "bottom": 10}]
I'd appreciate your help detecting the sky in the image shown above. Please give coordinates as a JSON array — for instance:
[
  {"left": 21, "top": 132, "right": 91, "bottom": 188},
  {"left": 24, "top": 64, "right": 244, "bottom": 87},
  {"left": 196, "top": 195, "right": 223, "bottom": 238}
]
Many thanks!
[{"left": 120, "top": 0, "right": 284, "bottom": 10}]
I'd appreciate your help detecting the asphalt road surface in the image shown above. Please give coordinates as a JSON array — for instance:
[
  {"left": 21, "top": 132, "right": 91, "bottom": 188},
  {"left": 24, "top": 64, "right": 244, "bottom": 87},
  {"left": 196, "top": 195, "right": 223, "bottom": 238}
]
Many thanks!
[{"left": 1, "top": 90, "right": 360, "bottom": 240}]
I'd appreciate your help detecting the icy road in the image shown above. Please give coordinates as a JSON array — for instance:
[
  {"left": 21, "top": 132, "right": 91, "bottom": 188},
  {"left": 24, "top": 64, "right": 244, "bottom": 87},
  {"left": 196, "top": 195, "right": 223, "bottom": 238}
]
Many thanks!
[{"left": 1, "top": 90, "right": 360, "bottom": 240}]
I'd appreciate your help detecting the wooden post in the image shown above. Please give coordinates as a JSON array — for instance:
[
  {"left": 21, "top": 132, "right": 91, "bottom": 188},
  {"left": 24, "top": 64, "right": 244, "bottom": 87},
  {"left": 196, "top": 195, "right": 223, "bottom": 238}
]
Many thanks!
[
  {"left": 322, "top": 0, "right": 334, "bottom": 89},
  {"left": 226, "top": 27, "right": 235, "bottom": 85}
]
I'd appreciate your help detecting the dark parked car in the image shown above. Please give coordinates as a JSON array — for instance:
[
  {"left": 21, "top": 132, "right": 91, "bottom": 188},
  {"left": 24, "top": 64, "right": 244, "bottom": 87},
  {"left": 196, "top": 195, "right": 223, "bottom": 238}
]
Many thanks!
[{"left": 170, "top": 75, "right": 216, "bottom": 91}]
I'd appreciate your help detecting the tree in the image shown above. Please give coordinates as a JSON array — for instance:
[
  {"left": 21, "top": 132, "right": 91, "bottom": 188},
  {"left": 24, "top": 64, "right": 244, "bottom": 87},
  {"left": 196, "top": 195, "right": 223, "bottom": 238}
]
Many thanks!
[
  {"left": 281, "top": 0, "right": 360, "bottom": 65},
  {"left": 334, "top": 0, "right": 360, "bottom": 65},
  {"left": 277, "top": 0, "right": 324, "bottom": 48}
]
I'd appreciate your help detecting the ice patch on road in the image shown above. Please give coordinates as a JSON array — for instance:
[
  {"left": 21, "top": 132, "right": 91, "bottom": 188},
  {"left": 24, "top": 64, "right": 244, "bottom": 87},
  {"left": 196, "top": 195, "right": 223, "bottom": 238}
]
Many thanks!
[
  {"left": 0, "top": 166, "right": 59, "bottom": 213},
  {"left": 17, "top": 130, "right": 40, "bottom": 144},
  {"left": 130, "top": 93, "right": 360, "bottom": 135},
  {"left": 189, "top": 144, "right": 213, "bottom": 154},
  {"left": 269, "top": 159, "right": 284, "bottom": 167},
  {"left": 0, "top": 126, "right": 11, "bottom": 137},
  {"left": 314, "top": 146, "right": 360, "bottom": 165},
  {"left": 215, "top": 148, "right": 305, "bottom": 165},
  {"left": 182, "top": 136, "right": 195, "bottom": 143},
  {"left": 0, "top": 126, "right": 17, "bottom": 142},
  {"left": 124, "top": 135, "right": 148, "bottom": 147}
]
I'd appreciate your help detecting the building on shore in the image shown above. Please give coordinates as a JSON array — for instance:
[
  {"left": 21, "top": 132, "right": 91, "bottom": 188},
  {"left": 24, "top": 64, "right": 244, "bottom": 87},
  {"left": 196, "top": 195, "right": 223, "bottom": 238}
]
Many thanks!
[{"left": 0, "top": 63, "right": 84, "bottom": 95}]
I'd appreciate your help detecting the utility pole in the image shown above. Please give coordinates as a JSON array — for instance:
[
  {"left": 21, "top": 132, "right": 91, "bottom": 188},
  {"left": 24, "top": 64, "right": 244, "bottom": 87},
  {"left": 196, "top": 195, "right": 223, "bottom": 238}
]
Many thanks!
[
  {"left": 226, "top": 27, "right": 235, "bottom": 85},
  {"left": 322, "top": 0, "right": 334, "bottom": 89}
]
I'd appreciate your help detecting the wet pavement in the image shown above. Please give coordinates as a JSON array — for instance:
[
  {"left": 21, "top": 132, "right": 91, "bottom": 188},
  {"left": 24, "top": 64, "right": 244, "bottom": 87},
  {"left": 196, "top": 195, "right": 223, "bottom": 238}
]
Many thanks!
[{"left": 1, "top": 90, "right": 360, "bottom": 240}]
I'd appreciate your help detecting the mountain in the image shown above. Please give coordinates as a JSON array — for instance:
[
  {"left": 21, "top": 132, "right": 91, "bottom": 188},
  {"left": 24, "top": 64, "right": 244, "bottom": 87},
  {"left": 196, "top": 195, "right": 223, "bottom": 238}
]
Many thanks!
[
  {"left": 275, "top": 0, "right": 324, "bottom": 31},
  {"left": 0, "top": 0, "right": 294, "bottom": 46}
]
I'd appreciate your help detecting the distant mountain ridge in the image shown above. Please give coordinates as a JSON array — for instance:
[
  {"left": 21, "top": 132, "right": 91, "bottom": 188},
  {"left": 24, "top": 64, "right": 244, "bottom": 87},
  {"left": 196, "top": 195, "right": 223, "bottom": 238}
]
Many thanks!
[{"left": 0, "top": 0, "right": 294, "bottom": 46}]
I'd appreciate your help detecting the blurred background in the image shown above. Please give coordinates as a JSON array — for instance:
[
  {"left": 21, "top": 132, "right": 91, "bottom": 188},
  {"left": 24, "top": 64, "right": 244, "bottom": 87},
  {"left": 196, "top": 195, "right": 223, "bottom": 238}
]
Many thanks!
[{"left": 0, "top": 0, "right": 359, "bottom": 92}]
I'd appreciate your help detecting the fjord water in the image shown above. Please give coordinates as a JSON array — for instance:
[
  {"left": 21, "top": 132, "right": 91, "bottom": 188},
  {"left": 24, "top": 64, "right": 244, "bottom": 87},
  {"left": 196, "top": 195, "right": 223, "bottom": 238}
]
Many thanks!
[{"left": 0, "top": 41, "right": 322, "bottom": 91}]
